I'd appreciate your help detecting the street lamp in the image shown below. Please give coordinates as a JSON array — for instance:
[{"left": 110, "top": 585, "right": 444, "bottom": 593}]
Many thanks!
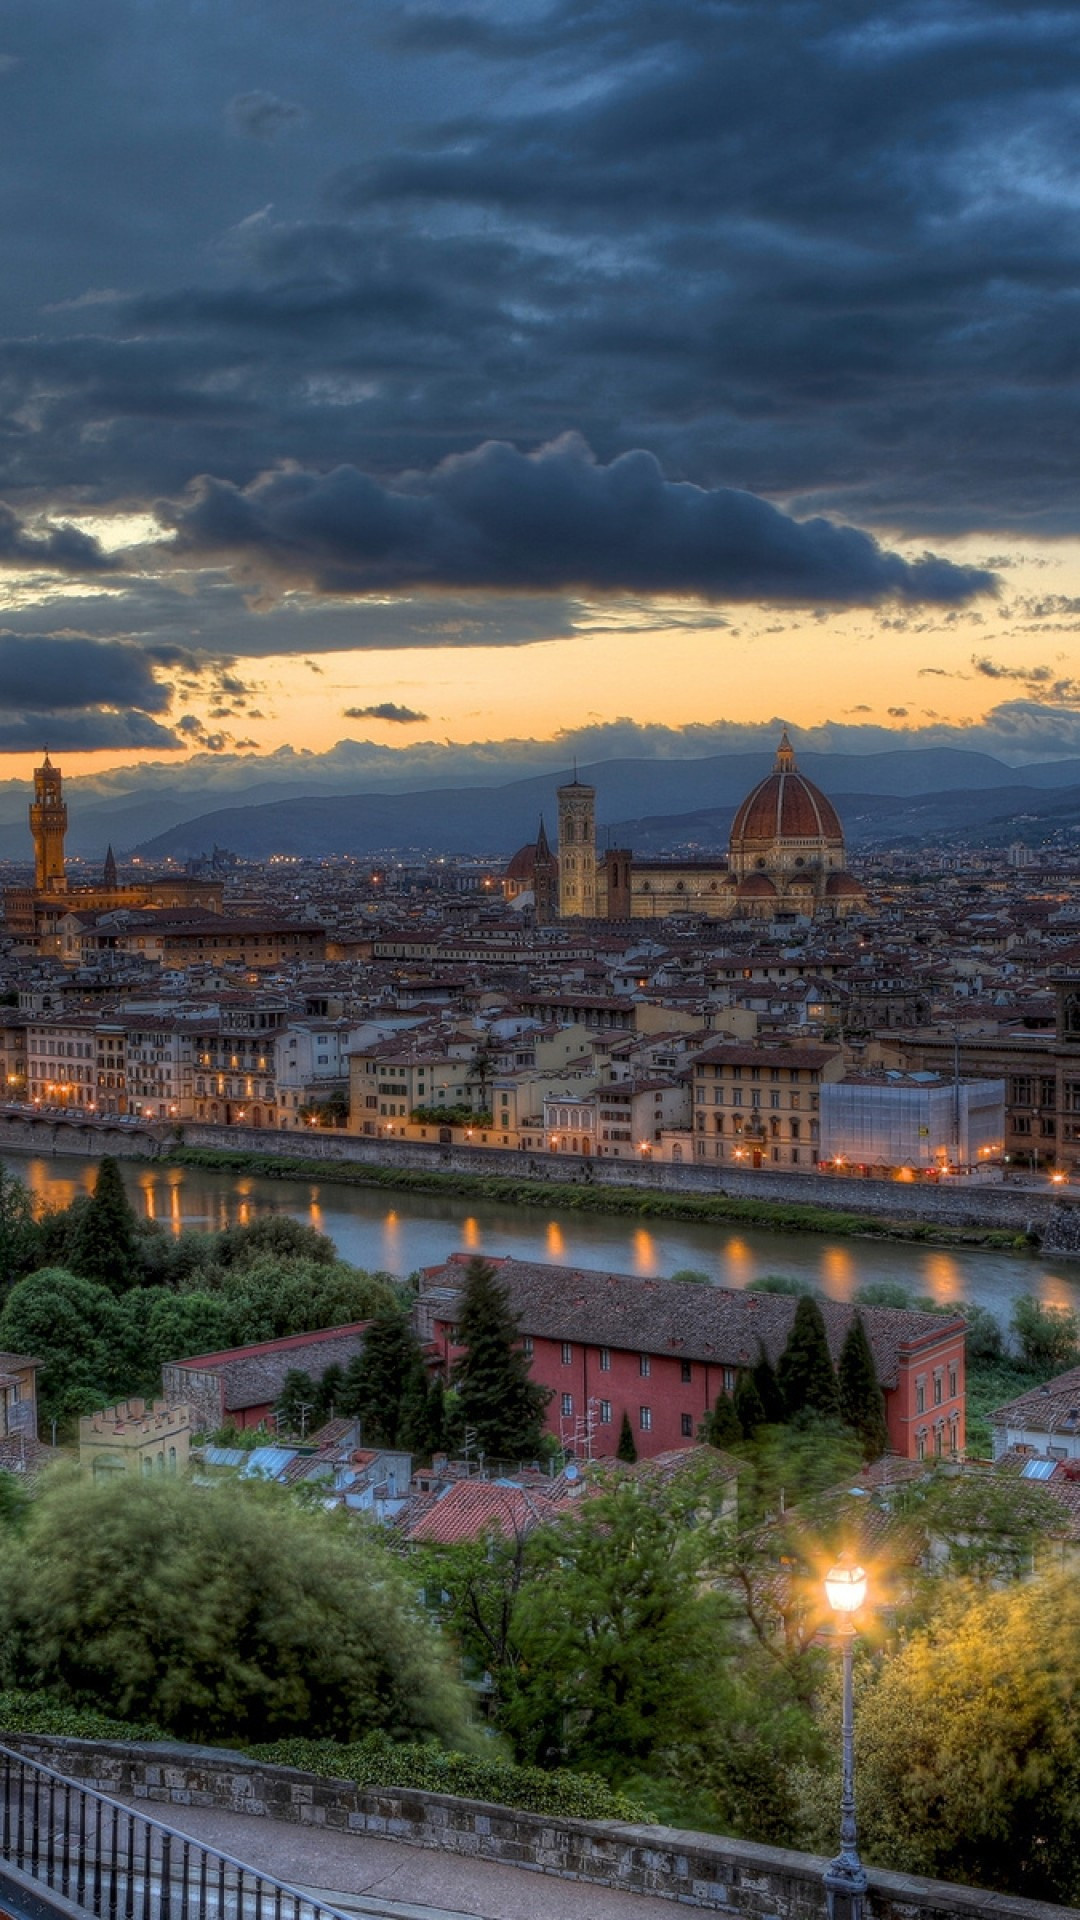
[{"left": 823, "top": 1555, "right": 868, "bottom": 1920}]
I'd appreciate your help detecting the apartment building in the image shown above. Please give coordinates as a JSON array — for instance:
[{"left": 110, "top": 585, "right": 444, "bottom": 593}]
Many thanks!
[{"left": 692, "top": 1040, "right": 845, "bottom": 1168}]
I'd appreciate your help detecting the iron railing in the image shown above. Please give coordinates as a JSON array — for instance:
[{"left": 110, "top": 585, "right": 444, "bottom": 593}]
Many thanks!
[{"left": 0, "top": 1744, "right": 352, "bottom": 1920}]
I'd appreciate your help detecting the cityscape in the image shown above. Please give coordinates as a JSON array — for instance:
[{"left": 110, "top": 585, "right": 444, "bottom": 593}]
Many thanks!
[{"left": 2, "top": 4, "right": 1080, "bottom": 1920}]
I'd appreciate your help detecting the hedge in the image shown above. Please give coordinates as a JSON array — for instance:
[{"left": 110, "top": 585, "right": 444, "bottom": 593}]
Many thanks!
[{"left": 0, "top": 1695, "right": 651, "bottom": 1823}]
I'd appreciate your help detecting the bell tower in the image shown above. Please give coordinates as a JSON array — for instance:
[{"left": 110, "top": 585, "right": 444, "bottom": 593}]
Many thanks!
[
  {"left": 557, "top": 777, "right": 596, "bottom": 918},
  {"left": 30, "top": 753, "right": 67, "bottom": 892}
]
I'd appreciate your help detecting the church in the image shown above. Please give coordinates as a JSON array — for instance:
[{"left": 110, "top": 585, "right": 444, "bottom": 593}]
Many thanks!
[{"left": 504, "top": 734, "right": 865, "bottom": 924}]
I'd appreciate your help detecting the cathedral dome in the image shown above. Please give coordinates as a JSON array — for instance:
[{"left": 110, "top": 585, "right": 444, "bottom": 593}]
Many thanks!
[
  {"left": 729, "top": 732, "right": 843, "bottom": 854},
  {"left": 505, "top": 843, "right": 537, "bottom": 883}
]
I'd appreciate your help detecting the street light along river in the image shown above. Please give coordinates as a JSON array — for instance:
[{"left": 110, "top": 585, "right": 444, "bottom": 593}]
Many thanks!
[{"left": 4, "top": 1148, "right": 1078, "bottom": 1330}]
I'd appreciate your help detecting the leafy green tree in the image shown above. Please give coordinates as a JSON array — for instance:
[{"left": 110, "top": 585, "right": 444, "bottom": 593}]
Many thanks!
[
  {"left": 195, "top": 1255, "right": 396, "bottom": 1344},
  {"left": 340, "top": 1305, "right": 427, "bottom": 1447},
  {"left": 118, "top": 1290, "right": 237, "bottom": 1388},
  {"left": 702, "top": 1394, "right": 742, "bottom": 1448},
  {"left": 67, "top": 1157, "right": 141, "bottom": 1294},
  {"left": 733, "top": 1370, "right": 767, "bottom": 1438},
  {"left": 795, "top": 1573, "right": 1080, "bottom": 1904},
  {"left": 854, "top": 1280, "right": 913, "bottom": 1309},
  {"left": 616, "top": 1410, "right": 637, "bottom": 1462},
  {"left": 506, "top": 1478, "right": 732, "bottom": 1773},
  {"left": 314, "top": 1361, "right": 345, "bottom": 1424},
  {"left": 0, "top": 1167, "right": 39, "bottom": 1300},
  {"left": 1010, "top": 1294, "right": 1079, "bottom": 1373},
  {"left": 0, "top": 1471, "right": 472, "bottom": 1749},
  {"left": 451, "top": 1259, "right": 549, "bottom": 1461},
  {"left": 0, "top": 1469, "right": 29, "bottom": 1533},
  {"left": 0, "top": 1269, "right": 128, "bottom": 1423},
  {"left": 275, "top": 1368, "right": 320, "bottom": 1436},
  {"left": 777, "top": 1296, "right": 839, "bottom": 1421},
  {"left": 747, "top": 1274, "right": 814, "bottom": 1296},
  {"left": 950, "top": 1300, "right": 1003, "bottom": 1363},
  {"left": 214, "top": 1215, "right": 338, "bottom": 1269},
  {"left": 837, "top": 1312, "right": 888, "bottom": 1459}
]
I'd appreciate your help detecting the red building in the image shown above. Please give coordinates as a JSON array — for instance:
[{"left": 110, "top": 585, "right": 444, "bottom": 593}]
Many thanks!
[
  {"left": 417, "top": 1256, "right": 965, "bottom": 1462},
  {"left": 161, "top": 1324, "right": 369, "bottom": 1434}
]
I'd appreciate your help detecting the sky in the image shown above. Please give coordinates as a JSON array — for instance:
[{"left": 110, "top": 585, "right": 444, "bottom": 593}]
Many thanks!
[{"left": 3, "top": 0, "right": 1080, "bottom": 808}]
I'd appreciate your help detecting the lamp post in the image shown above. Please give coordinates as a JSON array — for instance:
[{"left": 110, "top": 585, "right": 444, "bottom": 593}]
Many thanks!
[{"left": 823, "top": 1555, "right": 868, "bottom": 1920}]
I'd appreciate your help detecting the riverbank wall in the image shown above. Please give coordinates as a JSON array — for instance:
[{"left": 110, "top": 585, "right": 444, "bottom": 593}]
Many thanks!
[{"left": 176, "top": 1120, "right": 1066, "bottom": 1236}]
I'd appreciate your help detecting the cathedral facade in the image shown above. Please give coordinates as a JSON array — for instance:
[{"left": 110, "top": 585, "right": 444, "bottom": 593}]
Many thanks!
[{"left": 504, "top": 734, "right": 865, "bottom": 923}]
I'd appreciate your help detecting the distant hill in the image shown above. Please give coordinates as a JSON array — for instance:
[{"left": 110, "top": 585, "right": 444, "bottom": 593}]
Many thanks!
[{"left": 129, "top": 748, "right": 1080, "bottom": 861}]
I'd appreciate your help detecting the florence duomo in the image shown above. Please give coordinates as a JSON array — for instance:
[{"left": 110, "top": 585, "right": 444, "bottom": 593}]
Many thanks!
[{"left": 506, "top": 733, "right": 865, "bottom": 923}]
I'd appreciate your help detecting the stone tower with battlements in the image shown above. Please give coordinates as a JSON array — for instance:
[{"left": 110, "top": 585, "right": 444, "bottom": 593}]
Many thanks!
[{"left": 30, "top": 754, "right": 67, "bottom": 892}]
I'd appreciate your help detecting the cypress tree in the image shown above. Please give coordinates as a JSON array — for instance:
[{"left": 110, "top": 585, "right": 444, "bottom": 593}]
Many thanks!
[
  {"left": 751, "top": 1343, "right": 784, "bottom": 1423},
  {"left": 733, "top": 1370, "right": 767, "bottom": 1439},
  {"left": 838, "top": 1311, "right": 889, "bottom": 1459},
  {"left": 399, "top": 1354, "right": 434, "bottom": 1454},
  {"left": 68, "top": 1156, "right": 140, "bottom": 1294},
  {"left": 451, "top": 1258, "right": 549, "bottom": 1461},
  {"left": 340, "top": 1304, "right": 425, "bottom": 1447},
  {"left": 275, "top": 1368, "right": 319, "bottom": 1436},
  {"left": 776, "top": 1294, "right": 840, "bottom": 1421},
  {"left": 702, "top": 1394, "right": 742, "bottom": 1449},
  {"left": 616, "top": 1410, "right": 638, "bottom": 1462}
]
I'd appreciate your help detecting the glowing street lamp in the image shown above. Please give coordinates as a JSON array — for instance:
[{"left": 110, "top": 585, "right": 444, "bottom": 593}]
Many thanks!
[{"left": 823, "top": 1556, "right": 868, "bottom": 1920}]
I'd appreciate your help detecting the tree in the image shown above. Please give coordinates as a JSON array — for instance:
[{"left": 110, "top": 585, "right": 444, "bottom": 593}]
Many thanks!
[
  {"left": 506, "top": 1479, "right": 732, "bottom": 1773},
  {"left": 751, "top": 1344, "right": 784, "bottom": 1423},
  {"left": 214, "top": 1215, "right": 338, "bottom": 1269},
  {"left": 339, "top": 1305, "right": 427, "bottom": 1447},
  {"left": 795, "top": 1573, "right": 1080, "bottom": 1904},
  {"left": 777, "top": 1296, "right": 839, "bottom": 1421},
  {"left": 747, "top": 1274, "right": 814, "bottom": 1296},
  {"left": 451, "top": 1259, "right": 549, "bottom": 1461},
  {"left": 0, "top": 1471, "right": 472, "bottom": 1749},
  {"left": 0, "top": 1167, "right": 39, "bottom": 1300},
  {"left": 1011, "top": 1295, "right": 1079, "bottom": 1373},
  {"left": 67, "top": 1157, "right": 141, "bottom": 1294},
  {"left": 118, "top": 1290, "right": 236, "bottom": 1386},
  {"left": 0, "top": 1269, "right": 129, "bottom": 1423},
  {"left": 196, "top": 1255, "right": 396, "bottom": 1345},
  {"left": 837, "top": 1312, "right": 888, "bottom": 1459},
  {"left": 702, "top": 1394, "right": 742, "bottom": 1448},
  {"left": 616, "top": 1410, "right": 638, "bottom": 1462},
  {"left": 733, "top": 1370, "right": 767, "bottom": 1438}
]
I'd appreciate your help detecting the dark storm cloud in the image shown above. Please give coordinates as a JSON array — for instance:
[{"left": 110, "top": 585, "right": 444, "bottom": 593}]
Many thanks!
[
  {"left": 344, "top": 702, "right": 429, "bottom": 723},
  {"left": 0, "top": 503, "right": 113, "bottom": 574},
  {"left": 0, "top": 711, "right": 177, "bottom": 751},
  {"left": 0, "top": 0, "right": 1075, "bottom": 541},
  {"left": 163, "top": 435, "right": 993, "bottom": 605},
  {"left": 226, "top": 92, "right": 307, "bottom": 142},
  {"left": 0, "top": 635, "right": 172, "bottom": 712}
]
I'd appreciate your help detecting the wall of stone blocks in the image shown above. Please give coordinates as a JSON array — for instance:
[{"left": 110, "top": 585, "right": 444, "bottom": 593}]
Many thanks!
[{"left": 2, "top": 1737, "right": 1075, "bottom": 1920}]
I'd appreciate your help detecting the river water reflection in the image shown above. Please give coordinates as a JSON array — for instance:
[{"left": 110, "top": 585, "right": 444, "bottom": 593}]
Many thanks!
[{"left": 5, "top": 1149, "right": 1078, "bottom": 1328}]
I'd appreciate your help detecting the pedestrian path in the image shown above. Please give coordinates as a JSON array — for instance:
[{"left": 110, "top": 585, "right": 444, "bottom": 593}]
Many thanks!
[{"left": 113, "top": 1799, "right": 687, "bottom": 1920}]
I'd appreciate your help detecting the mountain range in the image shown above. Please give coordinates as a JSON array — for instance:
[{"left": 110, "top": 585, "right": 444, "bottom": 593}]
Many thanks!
[{"left": 107, "top": 748, "right": 1080, "bottom": 863}]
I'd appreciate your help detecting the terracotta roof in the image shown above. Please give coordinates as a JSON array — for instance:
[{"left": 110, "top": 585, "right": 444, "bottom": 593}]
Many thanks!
[
  {"left": 421, "top": 1257, "right": 962, "bottom": 1389},
  {"left": 168, "top": 1324, "right": 370, "bottom": 1414},
  {"left": 402, "top": 1477, "right": 572, "bottom": 1545},
  {"left": 989, "top": 1364, "right": 1080, "bottom": 1434}
]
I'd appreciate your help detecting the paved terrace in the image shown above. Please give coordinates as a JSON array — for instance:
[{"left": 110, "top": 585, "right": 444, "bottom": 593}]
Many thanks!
[{"left": 110, "top": 1797, "right": 680, "bottom": 1920}]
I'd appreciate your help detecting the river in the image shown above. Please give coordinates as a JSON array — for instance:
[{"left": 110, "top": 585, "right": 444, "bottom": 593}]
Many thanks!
[{"left": 5, "top": 1148, "right": 1079, "bottom": 1328}]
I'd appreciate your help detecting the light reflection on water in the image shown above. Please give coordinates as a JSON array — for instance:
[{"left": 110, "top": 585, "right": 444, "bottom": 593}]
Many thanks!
[{"left": 8, "top": 1149, "right": 1080, "bottom": 1329}]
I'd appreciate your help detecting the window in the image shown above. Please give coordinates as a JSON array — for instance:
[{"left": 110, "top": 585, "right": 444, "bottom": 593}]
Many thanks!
[
  {"left": 933, "top": 1372, "right": 943, "bottom": 1407},
  {"left": 680, "top": 1413, "right": 693, "bottom": 1438},
  {"left": 561, "top": 1393, "right": 573, "bottom": 1418},
  {"left": 599, "top": 1400, "right": 612, "bottom": 1424},
  {"left": 917, "top": 1429, "right": 927, "bottom": 1462},
  {"left": 561, "top": 1341, "right": 573, "bottom": 1365},
  {"left": 723, "top": 1367, "right": 736, "bottom": 1392},
  {"left": 916, "top": 1377, "right": 926, "bottom": 1414},
  {"left": 522, "top": 1336, "right": 534, "bottom": 1360},
  {"left": 639, "top": 1353, "right": 651, "bottom": 1377},
  {"left": 599, "top": 1347, "right": 611, "bottom": 1371},
  {"left": 948, "top": 1363, "right": 958, "bottom": 1398},
  {"left": 680, "top": 1360, "right": 692, "bottom": 1383},
  {"left": 639, "top": 1406, "right": 652, "bottom": 1432}
]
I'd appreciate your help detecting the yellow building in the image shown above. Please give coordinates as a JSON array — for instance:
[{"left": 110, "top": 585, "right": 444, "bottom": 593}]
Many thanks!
[{"left": 79, "top": 1398, "right": 191, "bottom": 1479}]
